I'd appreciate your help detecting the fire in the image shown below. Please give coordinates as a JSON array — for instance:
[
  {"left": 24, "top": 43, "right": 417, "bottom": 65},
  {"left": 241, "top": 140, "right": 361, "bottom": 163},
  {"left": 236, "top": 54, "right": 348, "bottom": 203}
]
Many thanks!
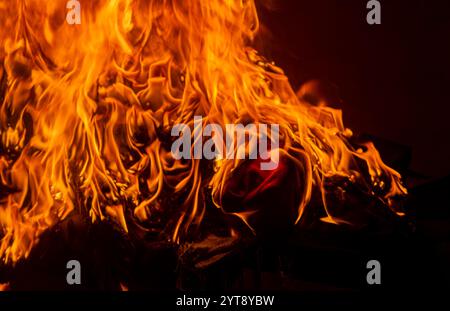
[
  {"left": 0, "top": 0, "right": 406, "bottom": 264},
  {"left": 0, "top": 282, "right": 9, "bottom": 291}
]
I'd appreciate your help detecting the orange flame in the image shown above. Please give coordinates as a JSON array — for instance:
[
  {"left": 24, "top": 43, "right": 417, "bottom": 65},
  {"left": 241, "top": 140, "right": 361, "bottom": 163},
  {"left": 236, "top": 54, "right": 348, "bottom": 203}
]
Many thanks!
[
  {"left": 0, "top": 0, "right": 406, "bottom": 264},
  {"left": 0, "top": 282, "right": 9, "bottom": 291}
]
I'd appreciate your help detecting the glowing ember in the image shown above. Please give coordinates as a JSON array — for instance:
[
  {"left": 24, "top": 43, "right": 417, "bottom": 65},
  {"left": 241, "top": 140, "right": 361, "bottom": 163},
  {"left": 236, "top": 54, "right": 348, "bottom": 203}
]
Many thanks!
[{"left": 0, "top": 0, "right": 406, "bottom": 264}]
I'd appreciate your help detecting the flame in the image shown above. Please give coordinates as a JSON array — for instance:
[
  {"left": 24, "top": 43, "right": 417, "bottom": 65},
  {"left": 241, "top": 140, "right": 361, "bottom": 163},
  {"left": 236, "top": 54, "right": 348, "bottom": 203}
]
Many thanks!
[
  {"left": 0, "top": 282, "right": 9, "bottom": 291},
  {"left": 0, "top": 0, "right": 406, "bottom": 264}
]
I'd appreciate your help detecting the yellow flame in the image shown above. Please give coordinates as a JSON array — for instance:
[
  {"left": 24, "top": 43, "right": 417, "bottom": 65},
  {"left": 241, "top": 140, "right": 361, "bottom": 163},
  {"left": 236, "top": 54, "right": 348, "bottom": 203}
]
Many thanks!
[{"left": 0, "top": 0, "right": 406, "bottom": 264}]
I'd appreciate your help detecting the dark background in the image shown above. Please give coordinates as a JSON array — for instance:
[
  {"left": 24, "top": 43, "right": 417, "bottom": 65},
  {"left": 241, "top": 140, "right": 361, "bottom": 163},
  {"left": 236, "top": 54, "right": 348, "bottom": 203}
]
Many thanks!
[
  {"left": 257, "top": 0, "right": 450, "bottom": 179},
  {"left": 1, "top": 1, "right": 449, "bottom": 307}
]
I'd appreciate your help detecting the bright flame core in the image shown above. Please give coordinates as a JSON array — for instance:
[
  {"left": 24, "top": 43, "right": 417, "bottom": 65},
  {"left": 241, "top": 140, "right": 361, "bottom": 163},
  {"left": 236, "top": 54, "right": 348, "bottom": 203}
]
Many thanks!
[{"left": 0, "top": 0, "right": 406, "bottom": 263}]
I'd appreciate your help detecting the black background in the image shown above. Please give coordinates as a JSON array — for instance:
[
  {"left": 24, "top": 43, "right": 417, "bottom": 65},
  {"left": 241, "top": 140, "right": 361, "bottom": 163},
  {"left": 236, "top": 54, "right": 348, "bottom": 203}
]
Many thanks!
[{"left": 257, "top": 0, "right": 450, "bottom": 178}]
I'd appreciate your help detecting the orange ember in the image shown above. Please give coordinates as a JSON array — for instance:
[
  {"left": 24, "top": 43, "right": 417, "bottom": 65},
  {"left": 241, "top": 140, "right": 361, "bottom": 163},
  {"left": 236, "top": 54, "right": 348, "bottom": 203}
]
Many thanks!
[{"left": 0, "top": 0, "right": 407, "bottom": 264}]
